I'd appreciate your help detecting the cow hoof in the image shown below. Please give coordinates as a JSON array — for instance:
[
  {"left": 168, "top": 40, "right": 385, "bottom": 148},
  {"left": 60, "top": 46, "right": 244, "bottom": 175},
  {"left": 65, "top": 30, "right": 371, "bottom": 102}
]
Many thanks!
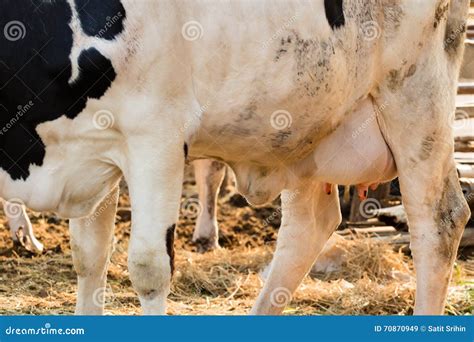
[
  {"left": 194, "top": 237, "right": 219, "bottom": 253},
  {"left": 14, "top": 229, "right": 44, "bottom": 254}
]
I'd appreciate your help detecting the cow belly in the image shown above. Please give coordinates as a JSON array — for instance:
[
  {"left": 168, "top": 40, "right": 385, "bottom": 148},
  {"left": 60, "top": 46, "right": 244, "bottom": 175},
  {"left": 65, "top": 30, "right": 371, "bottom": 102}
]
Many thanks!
[
  {"left": 224, "top": 98, "right": 396, "bottom": 206},
  {"left": 308, "top": 98, "right": 397, "bottom": 185}
]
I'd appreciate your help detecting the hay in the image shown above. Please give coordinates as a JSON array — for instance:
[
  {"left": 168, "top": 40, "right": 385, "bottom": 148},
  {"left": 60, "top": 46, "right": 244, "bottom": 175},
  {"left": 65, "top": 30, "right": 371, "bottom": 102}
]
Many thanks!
[
  {"left": 313, "top": 233, "right": 413, "bottom": 282},
  {"left": 1, "top": 234, "right": 472, "bottom": 315},
  {"left": 0, "top": 179, "right": 472, "bottom": 315},
  {"left": 172, "top": 231, "right": 473, "bottom": 315},
  {"left": 166, "top": 235, "right": 472, "bottom": 315}
]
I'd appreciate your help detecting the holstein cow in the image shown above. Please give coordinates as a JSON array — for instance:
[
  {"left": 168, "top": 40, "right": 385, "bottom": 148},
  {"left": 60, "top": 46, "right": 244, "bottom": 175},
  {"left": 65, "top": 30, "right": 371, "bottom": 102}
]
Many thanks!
[{"left": 0, "top": 0, "right": 470, "bottom": 315}]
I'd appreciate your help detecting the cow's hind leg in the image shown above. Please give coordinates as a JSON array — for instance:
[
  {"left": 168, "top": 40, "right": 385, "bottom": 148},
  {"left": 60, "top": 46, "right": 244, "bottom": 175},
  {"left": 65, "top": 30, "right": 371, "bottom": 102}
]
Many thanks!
[
  {"left": 379, "top": 113, "right": 470, "bottom": 314},
  {"left": 251, "top": 182, "right": 341, "bottom": 315},
  {"left": 382, "top": 123, "right": 469, "bottom": 314},
  {"left": 376, "top": 17, "right": 470, "bottom": 312},
  {"left": 124, "top": 136, "right": 184, "bottom": 315},
  {"left": 193, "top": 159, "right": 226, "bottom": 252},
  {"left": 70, "top": 187, "right": 119, "bottom": 315}
]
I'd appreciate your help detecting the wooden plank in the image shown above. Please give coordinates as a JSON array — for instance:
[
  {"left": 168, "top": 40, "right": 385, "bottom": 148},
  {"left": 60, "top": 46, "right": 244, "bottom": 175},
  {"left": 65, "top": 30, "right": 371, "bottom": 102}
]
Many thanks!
[
  {"left": 456, "top": 94, "right": 474, "bottom": 118},
  {"left": 339, "top": 226, "right": 398, "bottom": 236},
  {"left": 371, "top": 228, "right": 474, "bottom": 248},
  {"left": 455, "top": 151, "right": 474, "bottom": 159},
  {"left": 458, "top": 82, "right": 474, "bottom": 95},
  {"left": 455, "top": 135, "right": 474, "bottom": 142},
  {"left": 339, "top": 227, "right": 474, "bottom": 248},
  {"left": 457, "top": 164, "right": 474, "bottom": 177},
  {"left": 453, "top": 118, "right": 474, "bottom": 139},
  {"left": 468, "top": 18, "right": 474, "bottom": 38},
  {"left": 455, "top": 141, "right": 474, "bottom": 152},
  {"left": 460, "top": 38, "right": 474, "bottom": 81},
  {"left": 455, "top": 151, "right": 474, "bottom": 163},
  {"left": 456, "top": 94, "right": 474, "bottom": 108},
  {"left": 345, "top": 219, "right": 387, "bottom": 228},
  {"left": 453, "top": 118, "right": 474, "bottom": 151},
  {"left": 374, "top": 205, "right": 408, "bottom": 228}
]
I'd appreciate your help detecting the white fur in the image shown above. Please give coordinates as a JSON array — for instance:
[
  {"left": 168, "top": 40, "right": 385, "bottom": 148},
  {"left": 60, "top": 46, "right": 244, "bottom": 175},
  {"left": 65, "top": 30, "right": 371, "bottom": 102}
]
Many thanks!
[{"left": 0, "top": 0, "right": 470, "bottom": 315}]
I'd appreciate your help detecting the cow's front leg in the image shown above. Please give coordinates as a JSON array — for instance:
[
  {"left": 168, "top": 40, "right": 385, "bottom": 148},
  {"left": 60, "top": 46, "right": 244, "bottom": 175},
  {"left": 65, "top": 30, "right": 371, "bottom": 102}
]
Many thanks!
[
  {"left": 193, "top": 159, "right": 226, "bottom": 252},
  {"left": 251, "top": 182, "right": 341, "bottom": 315},
  {"left": 70, "top": 187, "right": 118, "bottom": 315},
  {"left": 124, "top": 137, "right": 184, "bottom": 315}
]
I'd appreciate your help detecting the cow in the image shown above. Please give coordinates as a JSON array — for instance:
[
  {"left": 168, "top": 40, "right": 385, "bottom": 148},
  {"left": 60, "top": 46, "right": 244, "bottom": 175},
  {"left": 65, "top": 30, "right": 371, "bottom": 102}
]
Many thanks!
[{"left": 0, "top": 0, "right": 470, "bottom": 315}]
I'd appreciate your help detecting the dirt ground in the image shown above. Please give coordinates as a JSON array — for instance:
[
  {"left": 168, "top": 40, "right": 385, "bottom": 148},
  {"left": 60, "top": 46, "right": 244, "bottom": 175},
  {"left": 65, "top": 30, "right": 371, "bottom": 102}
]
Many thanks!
[{"left": 0, "top": 165, "right": 472, "bottom": 315}]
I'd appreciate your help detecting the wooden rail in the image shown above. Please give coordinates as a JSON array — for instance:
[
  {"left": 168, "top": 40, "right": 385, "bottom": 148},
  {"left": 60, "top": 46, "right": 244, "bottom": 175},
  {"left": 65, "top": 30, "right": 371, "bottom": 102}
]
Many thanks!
[
  {"left": 468, "top": 27, "right": 474, "bottom": 40},
  {"left": 337, "top": 226, "right": 474, "bottom": 248},
  {"left": 468, "top": 4, "right": 474, "bottom": 38},
  {"left": 458, "top": 82, "right": 474, "bottom": 95}
]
